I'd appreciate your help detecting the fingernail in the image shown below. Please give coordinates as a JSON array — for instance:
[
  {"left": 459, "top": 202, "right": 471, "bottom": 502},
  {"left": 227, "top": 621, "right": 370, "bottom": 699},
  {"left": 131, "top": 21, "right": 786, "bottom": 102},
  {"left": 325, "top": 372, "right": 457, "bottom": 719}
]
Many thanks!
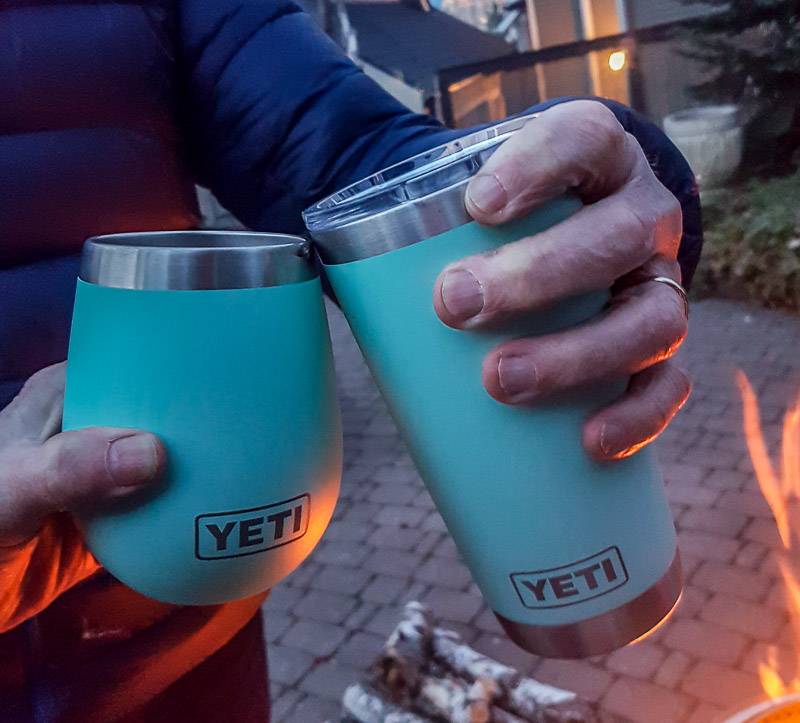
[
  {"left": 107, "top": 434, "right": 161, "bottom": 486},
  {"left": 467, "top": 174, "right": 506, "bottom": 215},
  {"left": 600, "top": 423, "right": 626, "bottom": 458},
  {"left": 441, "top": 269, "right": 484, "bottom": 320},
  {"left": 498, "top": 355, "right": 537, "bottom": 398}
]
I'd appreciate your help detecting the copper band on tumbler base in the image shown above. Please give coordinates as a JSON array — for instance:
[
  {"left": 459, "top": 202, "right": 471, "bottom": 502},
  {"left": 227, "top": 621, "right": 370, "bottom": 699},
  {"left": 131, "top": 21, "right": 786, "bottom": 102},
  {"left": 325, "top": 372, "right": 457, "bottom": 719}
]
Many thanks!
[{"left": 494, "top": 550, "right": 683, "bottom": 659}]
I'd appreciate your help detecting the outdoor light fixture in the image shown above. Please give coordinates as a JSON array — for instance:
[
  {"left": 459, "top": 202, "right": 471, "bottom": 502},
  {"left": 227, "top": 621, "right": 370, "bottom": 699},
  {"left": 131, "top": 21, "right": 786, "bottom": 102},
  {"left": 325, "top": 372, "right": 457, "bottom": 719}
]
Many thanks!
[{"left": 608, "top": 49, "right": 627, "bottom": 72}]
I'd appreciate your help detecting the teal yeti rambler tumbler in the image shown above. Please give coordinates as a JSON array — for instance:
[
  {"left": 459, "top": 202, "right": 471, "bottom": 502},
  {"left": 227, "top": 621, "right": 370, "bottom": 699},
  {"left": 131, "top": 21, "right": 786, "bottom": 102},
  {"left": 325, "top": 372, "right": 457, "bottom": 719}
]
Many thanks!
[
  {"left": 63, "top": 232, "right": 342, "bottom": 605},
  {"left": 304, "top": 116, "right": 681, "bottom": 657}
]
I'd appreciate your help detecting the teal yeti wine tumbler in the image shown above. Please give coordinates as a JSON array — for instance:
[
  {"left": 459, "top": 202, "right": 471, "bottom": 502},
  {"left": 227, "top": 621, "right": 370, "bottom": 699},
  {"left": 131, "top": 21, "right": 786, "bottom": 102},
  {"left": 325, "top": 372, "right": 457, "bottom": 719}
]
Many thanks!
[
  {"left": 63, "top": 232, "right": 342, "bottom": 605},
  {"left": 304, "top": 116, "right": 681, "bottom": 657}
]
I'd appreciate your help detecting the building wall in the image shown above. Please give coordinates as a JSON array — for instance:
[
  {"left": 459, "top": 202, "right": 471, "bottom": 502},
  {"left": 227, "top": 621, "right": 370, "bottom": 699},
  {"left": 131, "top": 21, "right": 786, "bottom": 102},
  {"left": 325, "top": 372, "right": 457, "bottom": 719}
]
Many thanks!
[
  {"left": 435, "top": 0, "right": 494, "bottom": 31},
  {"left": 625, "top": 0, "right": 715, "bottom": 122},
  {"left": 359, "top": 62, "right": 426, "bottom": 113},
  {"left": 638, "top": 39, "right": 709, "bottom": 124},
  {"left": 527, "top": 0, "right": 593, "bottom": 107},
  {"left": 529, "top": 0, "right": 713, "bottom": 39},
  {"left": 626, "top": 0, "right": 712, "bottom": 28},
  {"left": 540, "top": 57, "right": 593, "bottom": 98},
  {"left": 583, "top": 0, "right": 622, "bottom": 36},
  {"left": 525, "top": 0, "right": 712, "bottom": 122},
  {"left": 449, "top": 72, "right": 508, "bottom": 126},
  {"left": 528, "top": 0, "right": 580, "bottom": 46},
  {"left": 579, "top": 0, "right": 629, "bottom": 105},
  {"left": 500, "top": 65, "right": 541, "bottom": 115}
]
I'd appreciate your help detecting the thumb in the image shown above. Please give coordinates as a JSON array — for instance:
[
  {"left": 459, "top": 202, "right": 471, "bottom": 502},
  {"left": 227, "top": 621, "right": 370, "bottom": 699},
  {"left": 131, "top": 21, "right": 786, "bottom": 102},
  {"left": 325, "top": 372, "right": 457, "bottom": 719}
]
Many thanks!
[
  {"left": 2, "top": 429, "right": 165, "bottom": 544},
  {"left": 465, "top": 101, "right": 633, "bottom": 225}
]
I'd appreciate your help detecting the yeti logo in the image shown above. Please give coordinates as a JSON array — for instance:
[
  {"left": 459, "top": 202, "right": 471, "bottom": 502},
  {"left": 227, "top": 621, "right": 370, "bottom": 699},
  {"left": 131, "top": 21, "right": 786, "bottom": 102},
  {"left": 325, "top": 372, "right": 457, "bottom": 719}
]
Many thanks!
[
  {"left": 510, "top": 546, "right": 629, "bottom": 609},
  {"left": 195, "top": 494, "right": 310, "bottom": 560}
]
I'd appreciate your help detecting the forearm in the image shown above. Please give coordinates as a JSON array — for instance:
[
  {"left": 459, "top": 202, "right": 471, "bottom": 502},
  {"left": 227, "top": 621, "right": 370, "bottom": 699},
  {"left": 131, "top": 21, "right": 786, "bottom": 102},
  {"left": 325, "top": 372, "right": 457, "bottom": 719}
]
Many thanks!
[{"left": 179, "top": 0, "right": 454, "bottom": 233}]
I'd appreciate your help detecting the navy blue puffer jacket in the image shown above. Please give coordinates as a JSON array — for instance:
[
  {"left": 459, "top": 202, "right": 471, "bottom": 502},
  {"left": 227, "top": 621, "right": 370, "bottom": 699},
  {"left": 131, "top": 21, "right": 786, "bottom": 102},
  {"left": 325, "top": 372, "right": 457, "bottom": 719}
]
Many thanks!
[{"left": 0, "top": 1, "right": 701, "bottom": 720}]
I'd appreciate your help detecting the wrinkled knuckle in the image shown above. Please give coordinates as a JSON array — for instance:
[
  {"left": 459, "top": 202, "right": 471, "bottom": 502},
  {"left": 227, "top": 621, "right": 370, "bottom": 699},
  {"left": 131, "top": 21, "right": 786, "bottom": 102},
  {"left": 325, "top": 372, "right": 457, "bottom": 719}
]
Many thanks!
[
  {"left": 575, "top": 105, "right": 625, "bottom": 156},
  {"left": 480, "top": 284, "right": 511, "bottom": 319},
  {"left": 581, "top": 101, "right": 622, "bottom": 134},
  {"left": 479, "top": 250, "right": 532, "bottom": 318},
  {"left": 17, "top": 373, "right": 43, "bottom": 402},
  {"left": 622, "top": 130, "right": 643, "bottom": 155},
  {"left": 16, "top": 365, "right": 64, "bottom": 404},
  {"left": 535, "top": 126, "right": 564, "bottom": 179},
  {"left": 652, "top": 182, "right": 682, "bottom": 234},
  {"left": 663, "top": 188, "right": 682, "bottom": 226},
  {"left": 620, "top": 194, "right": 659, "bottom": 256},
  {"left": 632, "top": 179, "right": 682, "bottom": 252},
  {"left": 42, "top": 442, "right": 75, "bottom": 508},
  {"left": 664, "top": 194, "right": 683, "bottom": 248},
  {"left": 537, "top": 119, "right": 561, "bottom": 149},
  {"left": 28, "top": 364, "right": 63, "bottom": 388},
  {"left": 623, "top": 132, "right": 652, "bottom": 171}
]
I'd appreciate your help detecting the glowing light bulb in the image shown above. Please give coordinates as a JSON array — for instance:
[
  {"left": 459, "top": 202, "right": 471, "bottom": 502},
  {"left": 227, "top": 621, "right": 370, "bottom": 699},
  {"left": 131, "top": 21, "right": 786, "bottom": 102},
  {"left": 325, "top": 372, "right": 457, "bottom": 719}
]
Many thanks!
[{"left": 608, "top": 50, "right": 627, "bottom": 72}]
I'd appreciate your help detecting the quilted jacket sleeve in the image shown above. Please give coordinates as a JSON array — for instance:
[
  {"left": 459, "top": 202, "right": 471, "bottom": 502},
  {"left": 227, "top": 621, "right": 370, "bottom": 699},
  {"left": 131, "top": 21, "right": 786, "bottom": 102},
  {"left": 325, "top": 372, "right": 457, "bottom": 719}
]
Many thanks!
[{"left": 176, "top": 0, "right": 456, "bottom": 234}]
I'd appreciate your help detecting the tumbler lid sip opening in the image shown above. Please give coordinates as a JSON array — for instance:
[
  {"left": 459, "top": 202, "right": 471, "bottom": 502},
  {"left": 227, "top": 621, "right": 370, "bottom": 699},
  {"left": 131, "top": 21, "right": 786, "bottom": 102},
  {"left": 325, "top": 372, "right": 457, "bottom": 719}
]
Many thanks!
[
  {"left": 303, "top": 113, "right": 538, "bottom": 264},
  {"left": 80, "top": 231, "right": 315, "bottom": 291}
]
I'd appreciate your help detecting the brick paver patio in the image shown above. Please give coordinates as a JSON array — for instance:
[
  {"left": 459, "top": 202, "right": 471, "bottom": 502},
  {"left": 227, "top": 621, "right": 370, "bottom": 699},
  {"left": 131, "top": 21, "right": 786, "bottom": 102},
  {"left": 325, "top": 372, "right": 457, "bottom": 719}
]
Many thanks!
[{"left": 265, "top": 298, "right": 800, "bottom": 723}]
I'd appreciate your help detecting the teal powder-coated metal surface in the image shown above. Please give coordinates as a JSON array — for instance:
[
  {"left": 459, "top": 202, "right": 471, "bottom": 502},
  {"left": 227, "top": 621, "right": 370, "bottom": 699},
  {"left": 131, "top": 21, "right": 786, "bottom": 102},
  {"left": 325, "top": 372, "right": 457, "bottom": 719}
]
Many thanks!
[
  {"left": 63, "top": 278, "right": 342, "bottom": 605},
  {"left": 325, "top": 196, "right": 677, "bottom": 627}
]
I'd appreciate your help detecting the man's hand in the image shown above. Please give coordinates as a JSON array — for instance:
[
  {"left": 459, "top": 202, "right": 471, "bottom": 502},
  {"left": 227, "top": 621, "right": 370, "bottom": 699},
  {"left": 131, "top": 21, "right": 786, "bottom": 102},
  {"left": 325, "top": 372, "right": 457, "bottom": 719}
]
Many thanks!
[
  {"left": 433, "top": 101, "right": 691, "bottom": 462},
  {"left": 0, "top": 363, "right": 165, "bottom": 632}
]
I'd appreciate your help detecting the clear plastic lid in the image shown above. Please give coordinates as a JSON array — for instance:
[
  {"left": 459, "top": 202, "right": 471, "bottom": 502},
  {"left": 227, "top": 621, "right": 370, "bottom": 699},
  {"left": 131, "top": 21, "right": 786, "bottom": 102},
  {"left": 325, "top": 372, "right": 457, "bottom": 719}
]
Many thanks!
[{"left": 303, "top": 113, "right": 537, "bottom": 234}]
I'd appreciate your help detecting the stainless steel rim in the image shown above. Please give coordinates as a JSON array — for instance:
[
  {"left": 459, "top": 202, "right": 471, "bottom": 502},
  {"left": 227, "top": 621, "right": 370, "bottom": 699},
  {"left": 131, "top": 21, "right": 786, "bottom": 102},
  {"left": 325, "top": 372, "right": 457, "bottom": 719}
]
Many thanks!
[
  {"left": 304, "top": 114, "right": 538, "bottom": 264},
  {"left": 80, "top": 231, "right": 315, "bottom": 290},
  {"left": 308, "top": 178, "right": 475, "bottom": 264},
  {"left": 494, "top": 549, "right": 683, "bottom": 658}
]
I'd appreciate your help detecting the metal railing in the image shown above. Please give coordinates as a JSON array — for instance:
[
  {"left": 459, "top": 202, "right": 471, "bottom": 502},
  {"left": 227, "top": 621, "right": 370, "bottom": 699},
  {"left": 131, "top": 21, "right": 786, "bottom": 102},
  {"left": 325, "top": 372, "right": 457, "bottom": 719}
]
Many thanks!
[{"left": 435, "top": 17, "right": 696, "bottom": 126}]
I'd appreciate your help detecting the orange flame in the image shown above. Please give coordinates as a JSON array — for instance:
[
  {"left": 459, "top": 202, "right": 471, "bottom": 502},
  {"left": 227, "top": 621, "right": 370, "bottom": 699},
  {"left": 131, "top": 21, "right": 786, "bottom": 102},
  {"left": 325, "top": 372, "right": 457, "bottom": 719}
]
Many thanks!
[
  {"left": 737, "top": 370, "right": 800, "bottom": 699},
  {"left": 760, "top": 648, "right": 786, "bottom": 700}
]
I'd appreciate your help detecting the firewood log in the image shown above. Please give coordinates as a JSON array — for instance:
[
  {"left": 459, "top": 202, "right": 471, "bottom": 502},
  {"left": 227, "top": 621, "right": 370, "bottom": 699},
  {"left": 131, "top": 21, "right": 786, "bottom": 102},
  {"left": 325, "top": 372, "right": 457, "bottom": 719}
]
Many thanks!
[
  {"left": 342, "top": 683, "right": 431, "bottom": 723},
  {"left": 343, "top": 602, "right": 597, "bottom": 723},
  {"left": 432, "top": 628, "right": 520, "bottom": 688}
]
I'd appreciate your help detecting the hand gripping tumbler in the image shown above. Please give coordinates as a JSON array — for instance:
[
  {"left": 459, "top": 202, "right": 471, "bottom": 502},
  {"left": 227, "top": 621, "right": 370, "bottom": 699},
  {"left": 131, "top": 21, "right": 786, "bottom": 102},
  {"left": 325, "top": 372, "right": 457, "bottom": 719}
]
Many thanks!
[
  {"left": 304, "top": 116, "right": 681, "bottom": 657},
  {"left": 63, "top": 232, "right": 342, "bottom": 605}
]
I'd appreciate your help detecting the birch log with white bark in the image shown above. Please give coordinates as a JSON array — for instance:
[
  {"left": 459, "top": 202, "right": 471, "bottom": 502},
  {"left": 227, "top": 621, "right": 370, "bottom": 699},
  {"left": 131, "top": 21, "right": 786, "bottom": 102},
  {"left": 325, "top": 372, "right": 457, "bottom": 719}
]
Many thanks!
[
  {"left": 342, "top": 683, "right": 431, "bottom": 723},
  {"left": 342, "top": 602, "right": 597, "bottom": 723}
]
